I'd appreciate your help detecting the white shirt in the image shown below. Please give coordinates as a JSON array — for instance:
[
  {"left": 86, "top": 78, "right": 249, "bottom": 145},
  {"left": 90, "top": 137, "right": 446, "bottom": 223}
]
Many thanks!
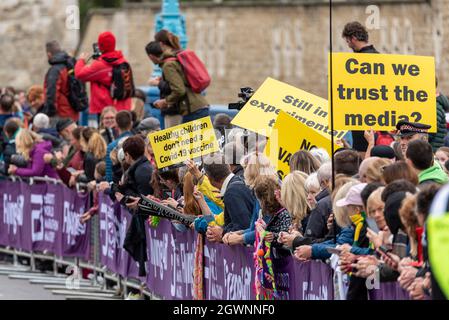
[{"left": 220, "top": 173, "right": 235, "bottom": 197}]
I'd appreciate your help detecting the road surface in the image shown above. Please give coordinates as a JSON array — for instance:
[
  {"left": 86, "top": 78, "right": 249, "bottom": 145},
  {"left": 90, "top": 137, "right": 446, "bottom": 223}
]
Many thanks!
[{"left": 0, "top": 272, "right": 65, "bottom": 300}]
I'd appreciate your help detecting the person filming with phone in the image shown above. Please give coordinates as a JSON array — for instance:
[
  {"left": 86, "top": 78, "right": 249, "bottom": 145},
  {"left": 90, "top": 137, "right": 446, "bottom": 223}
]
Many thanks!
[{"left": 75, "top": 31, "right": 133, "bottom": 119}]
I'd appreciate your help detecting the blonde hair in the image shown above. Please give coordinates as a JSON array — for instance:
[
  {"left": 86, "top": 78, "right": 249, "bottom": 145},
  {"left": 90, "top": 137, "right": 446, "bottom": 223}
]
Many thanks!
[
  {"left": 296, "top": 171, "right": 309, "bottom": 180},
  {"left": 365, "top": 158, "right": 391, "bottom": 183},
  {"left": 15, "top": 129, "right": 42, "bottom": 160},
  {"left": 132, "top": 98, "right": 145, "bottom": 122},
  {"left": 241, "top": 152, "right": 277, "bottom": 189},
  {"left": 281, "top": 171, "right": 309, "bottom": 226},
  {"left": 289, "top": 150, "right": 321, "bottom": 175},
  {"left": 88, "top": 132, "right": 107, "bottom": 159},
  {"left": 331, "top": 176, "right": 358, "bottom": 202},
  {"left": 366, "top": 187, "right": 385, "bottom": 218},
  {"left": 333, "top": 181, "right": 360, "bottom": 228}
]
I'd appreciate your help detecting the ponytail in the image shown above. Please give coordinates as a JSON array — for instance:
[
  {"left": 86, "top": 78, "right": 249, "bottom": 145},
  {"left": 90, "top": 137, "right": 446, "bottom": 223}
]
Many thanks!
[
  {"left": 167, "top": 33, "right": 181, "bottom": 51},
  {"left": 155, "top": 29, "right": 181, "bottom": 51}
]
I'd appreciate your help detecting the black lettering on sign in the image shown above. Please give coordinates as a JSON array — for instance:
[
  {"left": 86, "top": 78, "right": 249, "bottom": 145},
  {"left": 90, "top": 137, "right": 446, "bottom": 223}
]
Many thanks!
[
  {"left": 344, "top": 111, "right": 421, "bottom": 127},
  {"left": 300, "top": 139, "right": 317, "bottom": 151},
  {"left": 277, "top": 170, "right": 285, "bottom": 180},
  {"left": 345, "top": 58, "right": 385, "bottom": 75},
  {"left": 278, "top": 147, "right": 292, "bottom": 165},
  {"left": 392, "top": 63, "right": 420, "bottom": 76}
]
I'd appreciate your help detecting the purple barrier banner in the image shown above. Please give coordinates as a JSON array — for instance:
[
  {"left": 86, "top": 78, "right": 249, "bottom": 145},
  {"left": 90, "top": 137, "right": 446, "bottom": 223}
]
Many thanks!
[
  {"left": 30, "top": 183, "right": 62, "bottom": 254},
  {"left": 60, "top": 187, "right": 90, "bottom": 259},
  {"left": 369, "top": 282, "right": 410, "bottom": 300},
  {"left": 0, "top": 181, "right": 32, "bottom": 251},
  {"left": 146, "top": 218, "right": 197, "bottom": 300},
  {"left": 98, "top": 193, "right": 144, "bottom": 280},
  {"left": 143, "top": 219, "right": 333, "bottom": 300},
  {"left": 0, "top": 180, "right": 90, "bottom": 259},
  {"left": 99, "top": 193, "right": 117, "bottom": 273},
  {"left": 204, "top": 242, "right": 255, "bottom": 300},
  {"left": 291, "top": 260, "right": 334, "bottom": 300},
  {"left": 0, "top": 181, "right": 412, "bottom": 300}
]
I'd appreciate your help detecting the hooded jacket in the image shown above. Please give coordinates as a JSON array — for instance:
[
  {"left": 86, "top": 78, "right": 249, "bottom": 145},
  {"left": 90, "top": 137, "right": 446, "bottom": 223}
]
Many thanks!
[
  {"left": 121, "top": 156, "right": 154, "bottom": 197},
  {"left": 429, "top": 94, "right": 448, "bottom": 151},
  {"left": 15, "top": 140, "right": 59, "bottom": 179},
  {"left": 291, "top": 188, "right": 332, "bottom": 249},
  {"left": 75, "top": 34, "right": 132, "bottom": 114},
  {"left": 418, "top": 162, "right": 449, "bottom": 185},
  {"left": 0, "top": 131, "right": 17, "bottom": 174},
  {"left": 44, "top": 52, "right": 79, "bottom": 121},
  {"left": 160, "top": 52, "right": 209, "bottom": 116}
]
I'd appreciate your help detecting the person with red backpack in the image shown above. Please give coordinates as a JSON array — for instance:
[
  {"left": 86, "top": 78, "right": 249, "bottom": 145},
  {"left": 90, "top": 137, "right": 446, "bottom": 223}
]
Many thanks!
[
  {"left": 146, "top": 30, "right": 210, "bottom": 127},
  {"left": 75, "top": 31, "right": 133, "bottom": 118}
]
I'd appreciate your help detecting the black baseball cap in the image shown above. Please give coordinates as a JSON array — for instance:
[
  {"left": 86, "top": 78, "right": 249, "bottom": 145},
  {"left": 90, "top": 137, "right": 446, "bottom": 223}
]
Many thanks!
[{"left": 370, "top": 145, "right": 395, "bottom": 159}]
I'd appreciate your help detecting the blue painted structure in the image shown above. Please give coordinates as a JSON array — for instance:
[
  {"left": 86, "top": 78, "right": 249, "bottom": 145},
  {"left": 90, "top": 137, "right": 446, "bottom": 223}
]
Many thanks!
[{"left": 145, "top": 0, "right": 188, "bottom": 129}]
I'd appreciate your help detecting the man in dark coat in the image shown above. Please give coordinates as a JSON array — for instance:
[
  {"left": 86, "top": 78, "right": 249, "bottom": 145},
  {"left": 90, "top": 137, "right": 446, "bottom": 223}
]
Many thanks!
[
  {"left": 120, "top": 135, "right": 154, "bottom": 197},
  {"left": 430, "top": 78, "right": 448, "bottom": 151},
  {"left": 44, "top": 41, "right": 79, "bottom": 122},
  {"left": 342, "top": 22, "right": 379, "bottom": 157},
  {"left": 203, "top": 154, "right": 255, "bottom": 242},
  {"left": 117, "top": 135, "right": 153, "bottom": 277}
]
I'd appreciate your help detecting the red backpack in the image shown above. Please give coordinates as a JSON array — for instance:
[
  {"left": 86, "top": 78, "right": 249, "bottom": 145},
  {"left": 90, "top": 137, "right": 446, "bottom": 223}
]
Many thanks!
[
  {"left": 375, "top": 131, "right": 394, "bottom": 146},
  {"left": 165, "top": 50, "right": 211, "bottom": 93}
]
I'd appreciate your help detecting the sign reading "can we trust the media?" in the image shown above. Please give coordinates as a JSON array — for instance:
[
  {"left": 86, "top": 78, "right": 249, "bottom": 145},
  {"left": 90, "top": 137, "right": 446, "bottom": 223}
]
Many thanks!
[{"left": 330, "top": 52, "right": 436, "bottom": 132}]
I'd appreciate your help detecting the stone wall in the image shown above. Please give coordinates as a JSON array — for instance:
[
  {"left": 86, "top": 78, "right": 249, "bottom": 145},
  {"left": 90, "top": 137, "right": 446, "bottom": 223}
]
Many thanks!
[
  {"left": 2, "top": 0, "right": 449, "bottom": 103},
  {"left": 0, "top": 0, "right": 79, "bottom": 90},
  {"left": 79, "top": 0, "right": 449, "bottom": 104}
]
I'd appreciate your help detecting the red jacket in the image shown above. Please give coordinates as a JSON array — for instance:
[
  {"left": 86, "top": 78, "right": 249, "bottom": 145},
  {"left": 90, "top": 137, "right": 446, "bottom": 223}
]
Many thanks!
[
  {"left": 75, "top": 51, "right": 132, "bottom": 114},
  {"left": 44, "top": 52, "right": 79, "bottom": 121}
]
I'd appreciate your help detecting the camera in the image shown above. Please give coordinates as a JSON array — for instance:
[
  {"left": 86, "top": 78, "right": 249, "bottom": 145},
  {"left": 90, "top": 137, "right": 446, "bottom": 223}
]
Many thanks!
[
  {"left": 10, "top": 154, "right": 28, "bottom": 168},
  {"left": 228, "top": 87, "right": 254, "bottom": 111},
  {"left": 92, "top": 42, "right": 102, "bottom": 60}
]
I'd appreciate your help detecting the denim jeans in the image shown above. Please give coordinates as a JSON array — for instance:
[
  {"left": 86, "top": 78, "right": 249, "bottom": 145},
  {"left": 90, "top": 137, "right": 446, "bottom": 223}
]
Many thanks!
[{"left": 182, "top": 108, "right": 210, "bottom": 123}]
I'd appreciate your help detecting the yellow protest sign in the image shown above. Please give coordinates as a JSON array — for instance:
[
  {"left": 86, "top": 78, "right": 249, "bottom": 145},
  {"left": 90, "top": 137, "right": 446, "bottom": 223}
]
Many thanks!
[
  {"left": 329, "top": 52, "right": 436, "bottom": 132},
  {"left": 148, "top": 117, "right": 219, "bottom": 169},
  {"left": 266, "top": 111, "right": 340, "bottom": 179},
  {"left": 428, "top": 214, "right": 449, "bottom": 298},
  {"left": 231, "top": 77, "right": 347, "bottom": 140}
]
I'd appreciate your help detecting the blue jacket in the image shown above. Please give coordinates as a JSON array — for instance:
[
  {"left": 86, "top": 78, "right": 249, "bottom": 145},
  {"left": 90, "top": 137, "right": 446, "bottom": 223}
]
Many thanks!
[
  {"left": 0, "top": 113, "right": 22, "bottom": 127},
  {"left": 105, "top": 131, "right": 132, "bottom": 182},
  {"left": 242, "top": 198, "right": 261, "bottom": 246},
  {"left": 311, "top": 226, "right": 354, "bottom": 260},
  {"left": 350, "top": 246, "right": 374, "bottom": 256},
  {"left": 193, "top": 196, "right": 226, "bottom": 234},
  {"left": 223, "top": 175, "right": 255, "bottom": 234}
]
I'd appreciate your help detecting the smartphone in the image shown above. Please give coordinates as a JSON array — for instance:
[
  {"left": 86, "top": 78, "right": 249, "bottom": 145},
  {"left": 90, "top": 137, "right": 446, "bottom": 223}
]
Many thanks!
[
  {"left": 378, "top": 245, "right": 392, "bottom": 254},
  {"left": 377, "top": 245, "right": 396, "bottom": 262},
  {"left": 326, "top": 247, "right": 342, "bottom": 255},
  {"left": 365, "top": 217, "right": 380, "bottom": 234},
  {"left": 67, "top": 167, "right": 77, "bottom": 174}
]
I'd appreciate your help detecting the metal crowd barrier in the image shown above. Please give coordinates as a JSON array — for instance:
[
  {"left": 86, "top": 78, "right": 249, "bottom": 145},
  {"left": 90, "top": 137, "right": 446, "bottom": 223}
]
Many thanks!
[{"left": 0, "top": 175, "right": 160, "bottom": 300}]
